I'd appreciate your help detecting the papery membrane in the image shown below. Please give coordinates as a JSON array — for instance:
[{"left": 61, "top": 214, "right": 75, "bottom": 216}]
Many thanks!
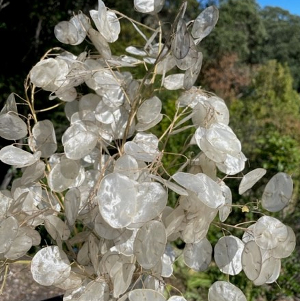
[{"left": 31, "top": 246, "right": 71, "bottom": 286}]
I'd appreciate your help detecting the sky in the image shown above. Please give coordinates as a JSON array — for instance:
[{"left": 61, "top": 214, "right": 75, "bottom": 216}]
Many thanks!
[{"left": 256, "top": 0, "right": 300, "bottom": 16}]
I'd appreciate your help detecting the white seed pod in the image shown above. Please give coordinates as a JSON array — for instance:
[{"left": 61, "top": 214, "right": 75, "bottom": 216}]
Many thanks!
[
  {"left": 87, "top": 28, "right": 112, "bottom": 59},
  {"left": 163, "top": 74, "right": 184, "bottom": 90},
  {"left": 0, "top": 216, "right": 19, "bottom": 253},
  {"left": 239, "top": 168, "right": 266, "bottom": 195},
  {"left": 114, "top": 228, "right": 137, "bottom": 256},
  {"left": 168, "top": 297, "right": 187, "bottom": 301},
  {"left": 62, "top": 122, "right": 98, "bottom": 160},
  {"left": 192, "top": 6, "right": 219, "bottom": 43},
  {"left": 195, "top": 123, "right": 246, "bottom": 175},
  {"left": 133, "top": 0, "right": 165, "bottom": 14},
  {"left": 76, "top": 279, "right": 109, "bottom": 301},
  {"left": 149, "top": 174, "right": 188, "bottom": 196},
  {"left": 172, "top": 172, "right": 225, "bottom": 209},
  {"left": 164, "top": 205, "right": 185, "bottom": 237},
  {"left": 174, "top": 33, "right": 198, "bottom": 71},
  {"left": 181, "top": 211, "right": 211, "bottom": 244},
  {"left": 218, "top": 181, "right": 232, "bottom": 222},
  {"left": 132, "top": 182, "right": 167, "bottom": 224},
  {"left": 134, "top": 220, "right": 167, "bottom": 270},
  {"left": 241, "top": 240, "right": 262, "bottom": 281},
  {"left": 253, "top": 254, "right": 281, "bottom": 286},
  {"left": 56, "top": 84, "right": 77, "bottom": 103},
  {"left": 191, "top": 96, "right": 229, "bottom": 128},
  {"left": 0, "top": 146, "right": 41, "bottom": 168},
  {"left": 214, "top": 235, "right": 244, "bottom": 275},
  {"left": 29, "top": 119, "right": 57, "bottom": 158},
  {"left": 64, "top": 187, "right": 81, "bottom": 227},
  {"left": 0, "top": 112, "right": 27, "bottom": 140},
  {"left": 0, "top": 191, "right": 13, "bottom": 220},
  {"left": 261, "top": 172, "right": 293, "bottom": 212},
  {"left": 4, "top": 230, "right": 33, "bottom": 260},
  {"left": 21, "top": 160, "right": 45, "bottom": 185},
  {"left": 1, "top": 93, "right": 17, "bottom": 114},
  {"left": 208, "top": 281, "right": 246, "bottom": 301},
  {"left": 242, "top": 224, "right": 255, "bottom": 243},
  {"left": 54, "top": 21, "right": 80, "bottom": 45},
  {"left": 136, "top": 114, "right": 163, "bottom": 131},
  {"left": 31, "top": 246, "right": 71, "bottom": 286},
  {"left": 88, "top": 234, "right": 100, "bottom": 272},
  {"left": 77, "top": 241, "right": 90, "bottom": 266},
  {"left": 29, "top": 58, "right": 69, "bottom": 91},
  {"left": 114, "top": 154, "right": 140, "bottom": 180},
  {"left": 90, "top": 1, "right": 120, "bottom": 43},
  {"left": 97, "top": 172, "right": 137, "bottom": 228},
  {"left": 54, "top": 271, "right": 83, "bottom": 291},
  {"left": 253, "top": 216, "right": 288, "bottom": 250},
  {"left": 48, "top": 158, "right": 84, "bottom": 192},
  {"left": 94, "top": 212, "right": 126, "bottom": 240},
  {"left": 112, "top": 262, "right": 136, "bottom": 298},
  {"left": 161, "top": 244, "right": 176, "bottom": 277},
  {"left": 137, "top": 96, "right": 162, "bottom": 125},
  {"left": 183, "top": 51, "right": 203, "bottom": 90},
  {"left": 172, "top": 18, "right": 190, "bottom": 60},
  {"left": 271, "top": 225, "right": 296, "bottom": 259},
  {"left": 69, "top": 13, "right": 90, "bottom": 45},
  {"left": 265, "top": 257, "right": 281, "bottom": 284},
  {"left": 44, "top": 215, "right": 70, "bottom": 241},
  {"left": 124, "top": 132, "right": 160, "bottom": 162},
  {"left": 129, "top": 289, "right": 166, "bottom": 301},
  {"left": 183, "top": 237, "right": 212, "bottom": 271},
  {"left": 20, "top": 226, "right": 41, "bottom": 246},
  {"left": 126, "top": 46, "right": 147, "bottom": 56}
]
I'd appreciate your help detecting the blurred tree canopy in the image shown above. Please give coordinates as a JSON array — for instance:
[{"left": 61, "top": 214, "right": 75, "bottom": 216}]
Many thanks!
[
  {"left": 230, "top": 60, "right": 300, "bottom": 177},
  {"left": 201, "top": 0, "right": 267, "bottom": 65},
  {"left": 260, "top": 6, "right": 300, "bottom": 91}
]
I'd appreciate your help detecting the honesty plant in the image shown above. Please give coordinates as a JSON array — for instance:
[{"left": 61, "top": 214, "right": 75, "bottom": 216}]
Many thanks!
[{"left": 0, "top": 0, "right": 296, "bottom": 300}]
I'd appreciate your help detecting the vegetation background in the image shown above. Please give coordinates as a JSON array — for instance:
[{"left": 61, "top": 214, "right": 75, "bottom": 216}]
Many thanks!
[{"left": 0, "top": 0, "right": 300, "bottom": 300}]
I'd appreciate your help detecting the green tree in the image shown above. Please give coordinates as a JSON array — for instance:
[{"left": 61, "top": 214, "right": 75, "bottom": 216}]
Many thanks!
[
  {"left": 198, "top": 0, "right": 266, "bottom": 101},
  {"left": 230, "top": 60, "right": 300, "bottom": 175},
  {"left": 229, "top": 60, "right": 300, "bottom": 299},
  {"left": 260, "top": 6, "right": 300, "bottom": 91},
  {"left": 201, "top": 0, "right": 266, "bottom": 65}
]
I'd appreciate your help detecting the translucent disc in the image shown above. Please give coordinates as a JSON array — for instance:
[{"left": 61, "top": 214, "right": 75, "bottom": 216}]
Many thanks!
[
  {"left": 0, "top": 112, "right": 27, "bottom": 140},
  {"left": 239, "top": 168, "right": 266, "bottom": 195},
  {"left": 0, "top": 146, "right": 40, "bottom": 168},
  {"left": 253, "top": 255, "right": 281, "bottom": 286},
  {"left": 134, "top": 220, "right": 167, "bottom": 269},
  {"left": 133, "top": 0, "right": 165, "bottom": 14},
  {"left": 271, "top": 225, "right": 296, "bottom": 259},
  {"left": 183, "top": 237, "right": 212, "bottom": 271},
  {"left": 172, "top": 172, "right": 225, "bottom": 208},
  {"left": 208, "top": 281, "right": 246, "bottom": 301},
  {"left": 261, "top": 172, "right": 293, "bottom": 212},
  {"left": 129, "top": 289, "right": 166, "bottom": 301},
  {"left": 192, "top": 6, "right": 219, "bottom": 43},
  {"left": 29, "top": 119, "right": 57, "bottom": 158},
  {"left": 132, "top": 182, "right": 167, "bottom": 224},
  {"left": 31, "top": 246, "right": 71, "bottom": 286},
  {"left": 253, "top": 216, "right": 288, "bottom": 250},
  {"left": 241, "top": 240, "right": 262, "bottom": 281},
  {"left": 0, "top": 216, "right": 19, "bottom": 253},
  {"left": 214, "top": 235, "right": 244, "bottom": 275},
  {"left": 97, "top": 172, "right": 137, "bottom": 228},
  {"left": 76, "top": 280, "right": 109, "bottom": 301}
]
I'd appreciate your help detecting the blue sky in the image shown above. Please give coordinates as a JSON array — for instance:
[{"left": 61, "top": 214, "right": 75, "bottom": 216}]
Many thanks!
[{"left": 256, "top": 0, "right": 300, "bottom": 16}]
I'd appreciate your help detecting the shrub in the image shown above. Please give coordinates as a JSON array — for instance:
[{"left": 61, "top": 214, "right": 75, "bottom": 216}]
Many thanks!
[{"left": 0, "top": 1, "right": 296, "bottom": 300}]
